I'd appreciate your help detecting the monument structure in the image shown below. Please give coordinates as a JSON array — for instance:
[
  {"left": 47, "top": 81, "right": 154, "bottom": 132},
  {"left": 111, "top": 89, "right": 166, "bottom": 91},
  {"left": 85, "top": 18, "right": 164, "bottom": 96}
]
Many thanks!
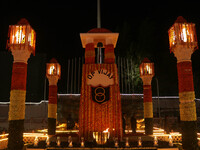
[{"left": 79, "top": 0, "right": 123, "bottom": 141}]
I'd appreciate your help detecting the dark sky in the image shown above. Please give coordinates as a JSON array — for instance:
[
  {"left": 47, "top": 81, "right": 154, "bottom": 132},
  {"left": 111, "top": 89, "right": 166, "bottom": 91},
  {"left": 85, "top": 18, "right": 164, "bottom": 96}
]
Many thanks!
[
  {"left": 1, "top": 2, "right": 200, "bottom": 60},
  {"left": 1, "top": 1, "right": 200, "bottom": 98}
]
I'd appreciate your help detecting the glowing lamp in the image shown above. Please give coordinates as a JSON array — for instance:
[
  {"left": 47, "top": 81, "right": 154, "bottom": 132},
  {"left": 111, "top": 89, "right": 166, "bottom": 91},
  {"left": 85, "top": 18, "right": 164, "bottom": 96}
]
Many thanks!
[
  {"left": 168, "top": 16, "right": 198, "bottom": 52},
  {"left": 139, "top": 58, "right": 154, "bottom": 77},
  {"left": 7, "top": 18, "right": 36, "bottom": 55},
  {"left": 46, "top": 58, "right": 61, "bottom": 79}
]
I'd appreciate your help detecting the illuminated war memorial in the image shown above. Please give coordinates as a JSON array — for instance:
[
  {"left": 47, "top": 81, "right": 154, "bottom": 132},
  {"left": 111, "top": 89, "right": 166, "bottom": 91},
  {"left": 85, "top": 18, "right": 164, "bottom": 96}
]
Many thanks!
[
  {"left": 79, "top": 28, "right": 123, "bottom": 142},
  {"left": 1, "top": 1, "right": 200, "bottom": 149}
]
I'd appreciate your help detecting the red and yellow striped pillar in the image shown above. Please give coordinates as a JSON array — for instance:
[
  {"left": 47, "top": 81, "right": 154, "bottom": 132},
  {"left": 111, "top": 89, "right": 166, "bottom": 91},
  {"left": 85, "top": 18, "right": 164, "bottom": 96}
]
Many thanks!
[
  {"left": 168, "top": 16, "right": 198, "bottom": 149},
  {"left": 174, "top": 48, "right": 197, "bottom": 149},
  {"left": 141, "top": 76, "right": 153, "bottom": 135},
  {"left": 8, "top": 50, "right": 31, "bottom": 150},
  {"left": 47, "top": 76, "right": 59, "bottom": 136}
]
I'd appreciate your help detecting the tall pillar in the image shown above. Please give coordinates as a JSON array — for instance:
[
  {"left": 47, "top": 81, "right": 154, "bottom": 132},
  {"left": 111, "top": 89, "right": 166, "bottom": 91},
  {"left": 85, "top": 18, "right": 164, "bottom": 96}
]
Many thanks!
[
  {"left": 8, "top": 50, "right": 31, "bottom": 150},
  {"left": 168, "top": 16, "right": 198, "bottom": 149},
  {"left": 46, "top": 59, "right": 61, "bottom": 136},
  {"left": 174, "top": 47, "right": 197, "bottom": 149},
  {"left": 140, "top": 58, "right": 154, "bottom": 135},
  {"left": 47, "top": 76, "right": 59, "bottom": 135},
  {"left": 141, "top": 76, "right": 153, "bottom": 135},
  {"left": 7, "top": 18, "right": 36, "bottom": 150}
]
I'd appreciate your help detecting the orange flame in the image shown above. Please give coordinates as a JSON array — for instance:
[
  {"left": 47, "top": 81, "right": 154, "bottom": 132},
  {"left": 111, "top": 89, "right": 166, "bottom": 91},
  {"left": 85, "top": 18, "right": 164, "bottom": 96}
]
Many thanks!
[{"left": 103, "top": 128, "right": 109, "bottom": 133}]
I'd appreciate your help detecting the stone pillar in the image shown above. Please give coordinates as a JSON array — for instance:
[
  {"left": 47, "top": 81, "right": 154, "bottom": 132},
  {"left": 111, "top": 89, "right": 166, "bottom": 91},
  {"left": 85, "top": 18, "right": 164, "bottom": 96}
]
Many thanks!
[
  {"left": 141, "top": 75, "right": 153, "bottom": 135},
  {"left": 8, "top": 49, "right": 31, "bottom": 150}
]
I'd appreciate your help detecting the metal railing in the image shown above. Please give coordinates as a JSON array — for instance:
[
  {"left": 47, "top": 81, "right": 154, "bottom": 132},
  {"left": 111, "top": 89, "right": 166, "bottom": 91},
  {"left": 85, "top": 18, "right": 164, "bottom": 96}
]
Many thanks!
[{"left": 65, "top": 56, "right": 139, "bottom": 94}]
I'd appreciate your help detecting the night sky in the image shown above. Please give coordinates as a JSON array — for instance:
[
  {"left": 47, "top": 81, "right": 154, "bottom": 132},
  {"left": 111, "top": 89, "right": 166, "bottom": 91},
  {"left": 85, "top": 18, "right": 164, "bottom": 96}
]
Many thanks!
[
  {"left": 1, "top": 1, "right": 200, "bottom": 100},
  {"left": 1, "top": 2, "right": 200, "bottom": 59}
]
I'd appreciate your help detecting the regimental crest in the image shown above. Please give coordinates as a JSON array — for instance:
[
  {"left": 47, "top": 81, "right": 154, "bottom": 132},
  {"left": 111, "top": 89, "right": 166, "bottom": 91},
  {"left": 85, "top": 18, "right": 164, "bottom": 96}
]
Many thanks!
[
  {"left": 91, "top": 86, "right": 110, "bottom": 104},
  {"left": 87, "top": 69, "right": 114, "bottom": 104}
]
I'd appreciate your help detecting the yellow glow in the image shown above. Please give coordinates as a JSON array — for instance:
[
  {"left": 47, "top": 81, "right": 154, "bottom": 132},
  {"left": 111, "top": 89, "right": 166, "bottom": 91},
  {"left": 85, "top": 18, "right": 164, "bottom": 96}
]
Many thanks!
[
  {"left": 169, "top": 135, "right": 173, "bottom": 146},
  {"left": 93, "top": 131, "right": 110, "bottom": 145},
  {"left": 138, "top": 137, "right": 142, "bottom": 147},
  {"left": 37, "top": 128, "right": 79, "bottom": 133},
  {"left": 169, "top": 26, "right": 176, "bottom": 47},
  {"left": 57, "top": 137, "right": 61, "bottom": 147},
  {"left": 181, "top": 24, "right": 188, "bottom": 42},
  {"left": 145, "top": 64, "right": 152, "bottom": 74},
  {"left": 103, "top": 128, "right": 109, "bottom": 133},
  {"left": 49, "top": 65, "right": 56, "bottom": 75},
  {"left": 154, "top": 136, "right": 158, "bottom": 146},
  {"left": 125, "top": 137, "right": 130, "bottom": 147},
  {"left": 47, "top": 63, "right": 61, "bottom": 78},
  {"left": 137, "top": 118, "right": 144, "bottom": 123},
  {"left": 13, "top": 26, "right": 25, "bottom": 44},
  {"left": 7, "top": 23, "right": 36, "bottom": 54},
  {"left": 57, "top": 123, "right": 67, "bottom": 128},
  {"left": 0, "top": 138, "right": 8, "bottom": 142},
  {"left": 180, "top": 24, "right": 195, "bottom": 43},
  {"left": 81, "top": 137, "right": 85, "bottom": 147},
  {"left": 140, "top": 63, "right": 153, "bottom": 76},
  {"left": 28, "top": 29, "right": 35, "bottom": 47},
  {"left": 23, "top": 133, "right": 48, "bottom": 138},
  {"left": 0, "top": 133, "right": 8, "bottom": 138}
]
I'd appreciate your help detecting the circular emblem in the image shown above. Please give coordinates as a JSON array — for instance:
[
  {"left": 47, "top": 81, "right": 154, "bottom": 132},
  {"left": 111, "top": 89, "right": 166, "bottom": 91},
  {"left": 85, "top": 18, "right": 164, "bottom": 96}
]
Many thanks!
[
  {"left": 94, "top": 87, "right": 105, "bottom": 103},
  {"left": 92, "top": 86, "right": 110, "bottom": 104}
]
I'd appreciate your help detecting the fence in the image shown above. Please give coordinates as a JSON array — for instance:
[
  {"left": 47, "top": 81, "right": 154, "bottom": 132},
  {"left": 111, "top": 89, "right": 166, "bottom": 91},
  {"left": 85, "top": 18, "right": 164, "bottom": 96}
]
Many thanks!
[{"left": 65, "top": 56, "right": 139, "bottom": 94}]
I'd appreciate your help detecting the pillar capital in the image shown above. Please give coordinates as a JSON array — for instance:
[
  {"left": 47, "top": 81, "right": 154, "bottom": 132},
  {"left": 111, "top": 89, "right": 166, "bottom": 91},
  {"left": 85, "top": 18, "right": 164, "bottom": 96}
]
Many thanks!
[
  {"left": 173, "top": 46, "right": 193, "bottom": 63},
  {"left": 47, "top": 76, "right": 59, "bottom": 86},
  {"left": 11, "top": 49, "right": 31, "bottom": 64},
  {"left": 141, "top": 75, "right": 153, "bottom": 85}
]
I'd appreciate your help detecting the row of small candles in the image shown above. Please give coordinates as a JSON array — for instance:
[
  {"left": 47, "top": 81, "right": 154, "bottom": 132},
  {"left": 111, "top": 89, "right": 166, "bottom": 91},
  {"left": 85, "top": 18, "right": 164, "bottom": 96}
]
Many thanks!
[
  {"left": 124, "top": 136, "right": 173, "bottom": 148},
  {"left": 34, "top": 136, "right": 75, "bottom": 147},
  {"left": 33, "top": 135, "right": 174, "bottom": 148}
]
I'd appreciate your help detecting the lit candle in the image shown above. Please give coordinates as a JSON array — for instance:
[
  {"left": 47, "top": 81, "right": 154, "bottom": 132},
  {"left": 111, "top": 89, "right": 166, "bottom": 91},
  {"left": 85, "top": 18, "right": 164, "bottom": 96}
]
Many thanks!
[
  {"left": 169, "top": 135, "right": 173, "bottom": 147},
  {"left": 125, "top": 137, "right": 130, "bottom": 147},
  {"left": 46, "top": 136, "right": 50, "bottom": 147},
  {"left": 34, "top": 136, "right": 38, "bottom": 147},
  {"left": 138, "top": 137, "right": 142, "bottom": 147},
  {"left": 81, "top": 137, "right": 85, "bottom": 147},
  {"left": 198, "top": 138, "right": 200, "bottom": 147},
  {"left": 68, "top": 136, "right": 73, "bottom": 147},
  {"left": 154, "top": 136, "right": 158, "bottom": 147},
  {"left": 114, "top": 137, "right": 119, "bottom": 148},
  {"left": 57, "top": 136, "right": 61, "bottom": 147}
]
